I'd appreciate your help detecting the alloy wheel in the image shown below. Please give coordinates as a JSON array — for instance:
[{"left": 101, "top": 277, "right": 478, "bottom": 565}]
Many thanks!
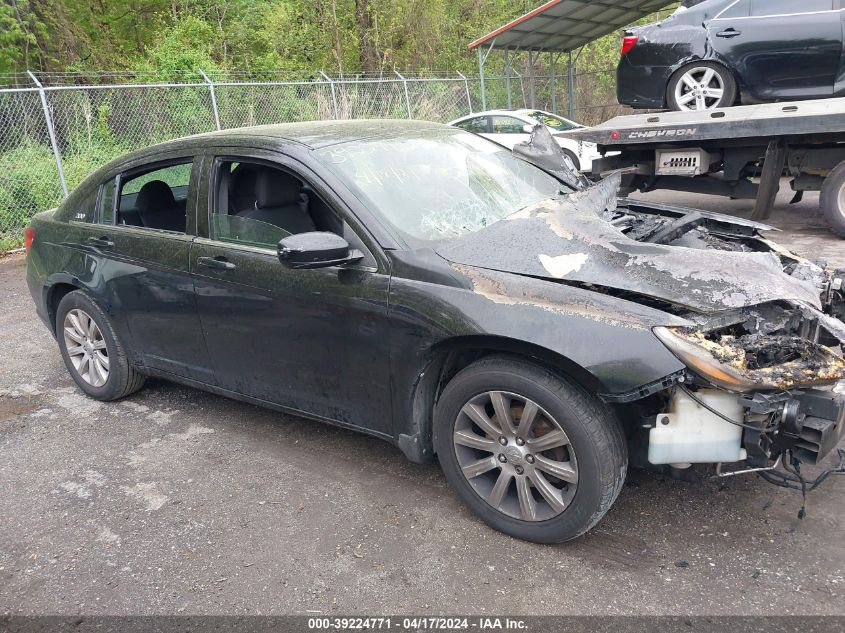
[
  {"left": 63, "top": 308, "right": 110, "bottom": 387},
  {"left": 674, "top": 67, "right": 725, "bottom": 111},
  {"left": 452, "top": 390, "right": 578, "bottom": 522}
]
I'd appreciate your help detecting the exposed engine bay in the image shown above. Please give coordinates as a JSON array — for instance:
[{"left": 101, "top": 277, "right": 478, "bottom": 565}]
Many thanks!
[{"left": 509, "top": 125, "right": 845, "bottom": 503}]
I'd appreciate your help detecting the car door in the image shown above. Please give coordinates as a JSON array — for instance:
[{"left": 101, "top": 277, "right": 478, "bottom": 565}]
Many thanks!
[
  {"left": 86, "top": 154, "right": 215, "bottom": 383},
  {"left": 488, "top": 115, "right": 530, "bottom": 149},
  {"left": 708, "top": 0, "right": 841, "bottom": 100},
  {"left": 189, "top": 147, "right": 392, "bottom": 433}
]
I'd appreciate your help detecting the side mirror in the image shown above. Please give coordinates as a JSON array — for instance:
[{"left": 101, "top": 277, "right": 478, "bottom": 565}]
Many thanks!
[
  {"left": 522, "top": 123, "right": 537, "bottom": 134},
  {"left": 277, "top": 232, "right": 363, "bottom": 270}
]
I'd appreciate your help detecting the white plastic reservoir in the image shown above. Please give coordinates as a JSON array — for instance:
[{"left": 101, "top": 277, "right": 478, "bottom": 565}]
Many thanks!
[{"left": 648, "top": 389, "right": 746, "bottom": 466}]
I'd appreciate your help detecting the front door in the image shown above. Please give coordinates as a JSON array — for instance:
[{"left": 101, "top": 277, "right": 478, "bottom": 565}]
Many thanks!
[
  {"left": 708, "top": 0, "right": 841, "bottom": 100},
  {"left": 88, "top": 155, "right": 215, "bottom": 383},
  {"left": 190, "top": 150, "right": 392, "bottom": 433}
]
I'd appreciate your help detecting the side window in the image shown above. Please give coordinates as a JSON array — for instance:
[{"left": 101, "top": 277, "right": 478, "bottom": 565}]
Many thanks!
[
  {"left": 211, "top": 159, "right": 336, "bottom": 250},
  {"left": 491, "top": 116, "right": 527, "bottom": 134},
  {"left": 117, "top": 160, "right": 192, "bottom": 232},
  {"left": 716, "top": 0, "right": 749, "bottom": 18},
  {"left": 751, "top": 0, "right": 830, "bottom": 16},
  {"left": 68, "top": 187, "right": 99, "bottom": 223},
  {"left": 98, "top": 177, "right": 117, "bottom": 225},
  {"left": 455, "top": 117, "right": 488, "bottom": 134}
]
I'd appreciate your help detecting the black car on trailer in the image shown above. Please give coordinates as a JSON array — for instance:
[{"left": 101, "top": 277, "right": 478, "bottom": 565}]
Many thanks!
[{"left": 618, "top": 0, "right": 845, "bottom": 111}]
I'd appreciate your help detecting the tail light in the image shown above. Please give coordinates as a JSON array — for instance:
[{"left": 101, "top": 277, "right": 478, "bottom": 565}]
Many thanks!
[
  {"left": 620, "top": 35, "right": 638, "bottom": 56},
  {"left": 24, "top": 226, "right": 35, "bottom": 255}
]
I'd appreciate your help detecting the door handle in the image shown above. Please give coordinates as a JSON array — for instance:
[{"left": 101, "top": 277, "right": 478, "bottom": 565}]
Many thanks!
[
  {"left": 197, "top": 256, "right": 237, "bottom": 271},
  {"left": 716, "top": 28, "right": 741, "bottom": 38},
  {"left": 86, "top": 236, "right": 114, "bottom": 249}
]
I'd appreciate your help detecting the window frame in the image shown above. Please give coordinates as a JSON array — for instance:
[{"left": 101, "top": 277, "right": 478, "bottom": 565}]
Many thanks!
[
  {"left": 100, "top": 154, "right": 200, "bottom": 236},
  {"left": 455, "top": 116, "right": 490, "bottom": 134},
  {"left": 714, "top": 0, "right": 835, "bottom": 19},
  {"left": 200, "top": 147, "right": 381, "bottom": 271}
]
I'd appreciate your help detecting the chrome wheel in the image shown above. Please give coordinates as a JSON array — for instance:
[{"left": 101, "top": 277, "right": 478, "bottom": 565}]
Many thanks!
[
  {"left": 63, "top": 308, "right": 109, "bottom": 387},
  {"left": 674, "top": 67, "right": 725, "bottom": 111},
  {"left": 453, "top": 391, "right": 578, "bottom": 522}
]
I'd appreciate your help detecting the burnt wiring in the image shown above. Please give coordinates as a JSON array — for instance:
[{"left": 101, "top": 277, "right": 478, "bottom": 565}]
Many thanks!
[
  {"left": 678, "top": 384, "right": 773, "bottom": 431},
  {"left": 758, "top": 449, "right": 845, "bottom": 519}
]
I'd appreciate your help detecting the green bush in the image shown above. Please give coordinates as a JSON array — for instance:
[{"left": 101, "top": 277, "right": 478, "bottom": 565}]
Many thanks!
[
  {"left": 0, "top": 142, "right": 63, "bottom": 250},
  {"left": 0, "top": 134, "right": 126, "bottom": 251}
]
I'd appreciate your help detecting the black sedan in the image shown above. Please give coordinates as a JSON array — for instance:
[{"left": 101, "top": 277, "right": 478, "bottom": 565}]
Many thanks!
[
  {"left": 25, "top": 121, "right": 845, "bottom": 542},
  {"left": 618, "top": 0, "right": 845, "bottom": 111}
]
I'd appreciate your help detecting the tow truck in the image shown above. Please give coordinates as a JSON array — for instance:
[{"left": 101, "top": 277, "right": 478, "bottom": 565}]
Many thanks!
[{"left": 560, "top": 97, "right": 845, "bottom": 238}]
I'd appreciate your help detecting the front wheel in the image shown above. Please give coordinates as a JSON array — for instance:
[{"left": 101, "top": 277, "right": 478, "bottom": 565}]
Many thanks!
[
  {"left": 667, "top": 62, "right": 737, "bottom": 111},
  {"left": 820, "top": 161, "right": 845, "bottom": 239},
  {"left": 434, "top": 357, "right": 627, "bottom": 543}
]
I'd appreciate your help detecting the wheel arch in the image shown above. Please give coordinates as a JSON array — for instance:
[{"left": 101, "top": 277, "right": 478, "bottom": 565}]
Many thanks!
[
  {"left": 403, "top": 335, "right": 606, "bottom": 463},
  {"left": 44, "top": 276, "right": 84, "bottom": 337}
]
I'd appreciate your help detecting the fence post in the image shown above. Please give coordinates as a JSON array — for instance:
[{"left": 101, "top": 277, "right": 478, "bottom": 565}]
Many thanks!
[
  {"left": 320, "top": 71, "right": 340, "bottom": 119},
  {"left": 456, "top": 71, "right": 472, "bottom": 114},
  {"left": 198, "top": 69, "right": 221, "bottom": 130},
  {"left": 395, "top": 70, "right": 413, "bottom": 119},
  {"left": 28, "top": 71, "right": 67, "bottom": 198}
]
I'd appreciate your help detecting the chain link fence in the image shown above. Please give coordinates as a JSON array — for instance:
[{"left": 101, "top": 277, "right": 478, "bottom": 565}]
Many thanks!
[{"left": 0, "top": 69, "right": 621, "bottom": 252}]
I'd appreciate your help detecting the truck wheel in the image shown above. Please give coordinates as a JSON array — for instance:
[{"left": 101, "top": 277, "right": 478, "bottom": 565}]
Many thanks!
[
  {"left": 433, "top": 356, "right": 627, "bottom": 543},
  {"left": 820, "top": 161, "right": 845, "bottom": 238},
  {"left": 667, "top": 62, "right": 737, "bottom": 111}
]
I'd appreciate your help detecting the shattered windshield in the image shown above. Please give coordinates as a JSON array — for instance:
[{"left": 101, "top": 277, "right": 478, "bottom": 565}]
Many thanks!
[{"left": 313, "top": 129, "right": 564, "bottom": 243}]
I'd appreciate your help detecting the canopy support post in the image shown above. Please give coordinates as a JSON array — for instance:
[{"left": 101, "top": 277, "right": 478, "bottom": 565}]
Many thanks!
[
  {"left": 567, "top": 51, "right": 575, "bottom": 120},
  {"left": 504, "top": 50, "right": 512, "bottom": 110},
  {"left": 477, "top": 39, "right": 495, "bottom": 111},
  {"left": 527, "top": 50, "right": 537, "bottom": 109},
  {"left": 550, "top": 52, "right": 557, "bottom": 113}
]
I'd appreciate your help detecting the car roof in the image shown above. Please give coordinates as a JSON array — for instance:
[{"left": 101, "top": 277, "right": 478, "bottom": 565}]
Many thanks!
[
  {"left": 135, "top": 119, "right": 453, "bottom": 154},
  {"left": 449, "top": 109, "right": 575, "bottom": 125},
  {"left": 448, "top": 110, "right": 533, "bottom": 124}
]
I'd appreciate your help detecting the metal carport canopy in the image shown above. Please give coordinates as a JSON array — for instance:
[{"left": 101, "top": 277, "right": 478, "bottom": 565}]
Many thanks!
[{"left": 468, "top": 0, "right": 673, "bottom": 114}]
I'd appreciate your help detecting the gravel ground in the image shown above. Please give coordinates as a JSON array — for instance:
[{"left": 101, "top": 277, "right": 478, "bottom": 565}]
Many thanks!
[{"left": 1, "top": 184, "right": 844, "bottom": 616}]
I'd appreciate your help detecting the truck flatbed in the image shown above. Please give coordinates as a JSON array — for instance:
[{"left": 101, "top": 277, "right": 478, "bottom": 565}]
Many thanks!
[
  {"left": 558, "top": 98, "right": 845, "bottom": 237},
  {"left": 564, "top": 97, "right": 845, "bottom": 146}
]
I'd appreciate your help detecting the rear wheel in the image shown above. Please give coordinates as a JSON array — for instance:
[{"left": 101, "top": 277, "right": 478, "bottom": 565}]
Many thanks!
[
  {"left": 667, "top": 62, "right": 736, "bottom": 111},
  {"left": 434, "top": 356, "right": 627, "bottom": 543},
  {"left": 56, "top": 290, "right": 145, "bottom": 401},
  {"left": 820, "top": 161, "right": 845, "bottom": 239}
]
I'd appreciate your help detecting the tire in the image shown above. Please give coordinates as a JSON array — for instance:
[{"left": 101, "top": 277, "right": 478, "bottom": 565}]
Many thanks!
[
  {"left": 820, "top": 161, "right": 845, "bottom": 239},
  {"left": 666, "top": 62, "right": 737, "bottom": 111},
  {"left": 561, "top": 148, "right": 580, "bottom": 172},
  {"left": 56, "top": 290, "right": 145, "bottom": 401},
  {"left": 434, "top": 356, "right": 627, "bottom": 543}
]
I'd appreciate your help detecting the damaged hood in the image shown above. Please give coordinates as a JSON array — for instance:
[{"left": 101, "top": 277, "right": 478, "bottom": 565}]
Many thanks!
[{"left": 436, "top": 172, "right": 823, "bottom": 313}]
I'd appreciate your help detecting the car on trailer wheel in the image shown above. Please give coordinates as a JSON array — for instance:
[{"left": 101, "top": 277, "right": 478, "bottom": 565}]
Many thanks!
[{"left": 25, "top": 121, "right": 845, "bottom": 542}]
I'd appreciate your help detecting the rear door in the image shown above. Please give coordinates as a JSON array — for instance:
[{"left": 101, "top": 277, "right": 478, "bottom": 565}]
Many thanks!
[
  {"left": 189, "top": 146, "right": 392, "bottom": 433},
  {"left": 708, "top": 0, "right": 841, "bottom": 100},
  {"left": 89, "top": 154, "right": 215, "bottom": 383}
]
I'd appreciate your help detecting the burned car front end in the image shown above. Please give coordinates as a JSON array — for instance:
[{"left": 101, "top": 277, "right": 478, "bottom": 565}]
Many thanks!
[
  {"left": 442, "top": 127, "right": 845, "bottom": 485},
  {"left": 610, "top": 201, "right": 845, "bottom": 474}
]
